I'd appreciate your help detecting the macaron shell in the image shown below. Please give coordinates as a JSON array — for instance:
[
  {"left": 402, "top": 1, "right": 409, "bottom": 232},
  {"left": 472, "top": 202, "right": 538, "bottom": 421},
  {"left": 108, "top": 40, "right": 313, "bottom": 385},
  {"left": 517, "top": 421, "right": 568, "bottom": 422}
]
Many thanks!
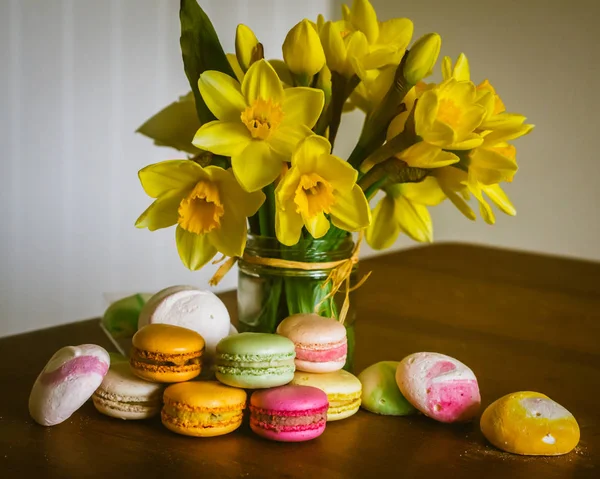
[
  {"left": 215, "top": 370, "right": 294, "bottom": 389},
  {"left": 216, "top": 332, "right": 296, "bottom": 356},
  {"left": 276, "top": 313, "right": 346, "bottom": 344},
  {"left": 130, "top": 361, "right": 201, "bottom": 384},
  {"left": 480, "top": 391, "right": 580, "bottom": 455},
  {"left": 164, "top": 416, "right": 243, "bottom": 437},
  {"left": 132, "top": 324, "right": 205, "bottom": 354},
  {"left": 29, "top": 345, "right": 110, "bottom": 426},
  {"left": 139, "top": 286, "right": 230, "bottom": 358},
  {"left": 396, "top": 352, "right": 481, "bottom": 423},
  {"left": 250, "top": 422, "right": 325, "bottom": 442},
  {"left": 92, "top": 362, "right": 164, "bottom": 420},
  {"left": 358, "top": 361, "right": 417, "bottom": 416}
]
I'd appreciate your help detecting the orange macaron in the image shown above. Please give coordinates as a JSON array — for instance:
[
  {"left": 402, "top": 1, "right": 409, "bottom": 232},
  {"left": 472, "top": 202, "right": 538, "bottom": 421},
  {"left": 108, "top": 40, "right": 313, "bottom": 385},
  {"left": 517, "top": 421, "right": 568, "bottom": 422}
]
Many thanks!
[{"left": 130, "top": 324, "right": 205, "bottom": 383}]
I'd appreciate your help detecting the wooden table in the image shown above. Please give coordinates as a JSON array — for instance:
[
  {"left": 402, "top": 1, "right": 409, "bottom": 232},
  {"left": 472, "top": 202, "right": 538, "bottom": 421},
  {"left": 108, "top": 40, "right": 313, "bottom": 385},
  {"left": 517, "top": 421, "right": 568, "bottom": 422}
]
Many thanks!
[{"left": 1, "top": 244, "right": 599, "bottom": 478}]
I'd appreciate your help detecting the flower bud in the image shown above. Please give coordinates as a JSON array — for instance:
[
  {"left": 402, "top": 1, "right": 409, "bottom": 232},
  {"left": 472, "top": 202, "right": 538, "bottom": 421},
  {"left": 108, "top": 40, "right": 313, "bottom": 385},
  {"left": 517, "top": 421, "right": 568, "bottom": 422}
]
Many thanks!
[
  {"left": 235, "top": 24, "right": 260, "bottom": 72},
  {"left": 283, "top": 19, "right": 326, "bottom": 78},
  {"left": 404, "top": 33, "right": 441, "bottom": 85}
]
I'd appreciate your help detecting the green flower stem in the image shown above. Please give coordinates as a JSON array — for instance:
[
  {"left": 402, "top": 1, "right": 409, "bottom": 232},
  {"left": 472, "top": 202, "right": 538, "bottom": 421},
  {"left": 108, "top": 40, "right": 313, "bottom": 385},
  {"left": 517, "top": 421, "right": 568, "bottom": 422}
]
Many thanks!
[{"left": 328, "top": 73, "right": 360, "bottom": 148}]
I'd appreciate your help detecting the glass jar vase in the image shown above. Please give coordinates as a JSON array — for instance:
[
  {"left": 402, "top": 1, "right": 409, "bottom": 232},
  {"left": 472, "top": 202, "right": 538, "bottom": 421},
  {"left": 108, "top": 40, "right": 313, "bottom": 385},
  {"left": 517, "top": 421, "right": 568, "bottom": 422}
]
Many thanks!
[{"left": 237, "top": 234, "right": 358, "bottom": 371}]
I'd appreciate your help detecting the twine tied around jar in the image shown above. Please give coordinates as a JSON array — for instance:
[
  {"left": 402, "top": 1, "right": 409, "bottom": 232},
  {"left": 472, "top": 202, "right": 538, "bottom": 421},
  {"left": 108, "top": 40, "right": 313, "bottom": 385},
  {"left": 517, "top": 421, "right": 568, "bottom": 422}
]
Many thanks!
[{"left": 209, "top": 233, "right": 371, "bottom": 324}]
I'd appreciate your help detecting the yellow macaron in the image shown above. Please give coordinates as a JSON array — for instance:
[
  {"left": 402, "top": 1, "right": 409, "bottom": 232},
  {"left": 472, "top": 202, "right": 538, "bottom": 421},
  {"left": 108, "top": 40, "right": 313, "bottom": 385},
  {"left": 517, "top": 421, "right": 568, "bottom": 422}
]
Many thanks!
[
  {"left": 162, "top": 381, "right": 247, "bottom": 437},
  {"left": 291, "top": 369, "right": 362, "bottom": 421},
  {"left": 130, "top": 324, "right": 205, "bottom": 383}
]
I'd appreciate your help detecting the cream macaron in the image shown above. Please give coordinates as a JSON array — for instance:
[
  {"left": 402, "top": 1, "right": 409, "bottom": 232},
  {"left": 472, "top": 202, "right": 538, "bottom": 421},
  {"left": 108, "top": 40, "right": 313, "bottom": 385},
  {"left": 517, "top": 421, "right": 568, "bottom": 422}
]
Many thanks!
[
  {"left": 291, "top": 369, "right": 362, "bottom": 421},
  {"left": 93, "top": 361, "right": 165, "bottom": 420},
  {"left": 277, "top": 313, "right": 347, "bottom": 373}
]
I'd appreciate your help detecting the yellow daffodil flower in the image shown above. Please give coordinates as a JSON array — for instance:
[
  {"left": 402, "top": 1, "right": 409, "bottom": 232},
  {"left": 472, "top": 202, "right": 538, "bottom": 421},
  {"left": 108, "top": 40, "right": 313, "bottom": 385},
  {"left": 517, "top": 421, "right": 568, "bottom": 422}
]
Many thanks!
[
  {"left": 235, "top": 24, "right": 261, "bottom": 72},
  {"left": 283, "top": 19, "right": 326, "bottom": 79},
  {"left": 442, "top": 54, "right": 533, "bottom": 133},
  {"left": 275, "top": 135, "right": 371, "bottom": 245},
  {"left": 404, "top": 33, "right": 441, "bottom": 85},
  {"left": 385, "top": 106, "right": 459, "bottom": 169},
  {"left": 366, "top": 177, "right": 446, "bottom": 249},
  {"left": 320, "top": 20, "right": 369, "bottom": 78},
  {"left": 192, "top": 59, "right": 324, "bottom": 192},
  {"left": 135, "top": 161, "right": 264, "bottom": 270},
  {"left": 415, "top": 78, "right": 485, "bottom": 150},
  {"left": 434, "top": 167, "right": 515, "bottom": 225},
  {"left": 342, "top": 0, "right": 413, "bottom": 77}
]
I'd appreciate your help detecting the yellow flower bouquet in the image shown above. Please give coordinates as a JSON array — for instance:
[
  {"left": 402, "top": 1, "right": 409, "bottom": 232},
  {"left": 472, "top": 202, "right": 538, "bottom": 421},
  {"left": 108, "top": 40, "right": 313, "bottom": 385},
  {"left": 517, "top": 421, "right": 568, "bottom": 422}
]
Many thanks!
[{"left": 135, "top": 0, "right": 533, "bottom": 367}]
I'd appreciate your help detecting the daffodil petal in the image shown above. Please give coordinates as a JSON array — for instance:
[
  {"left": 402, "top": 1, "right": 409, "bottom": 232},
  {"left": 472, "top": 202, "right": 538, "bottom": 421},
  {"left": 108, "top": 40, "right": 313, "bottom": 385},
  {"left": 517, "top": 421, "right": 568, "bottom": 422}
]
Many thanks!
[
  {"left": 483, "top": 124, "right": 534, "bottom": 144},
  {"left": 377, "top": 18, "right": 413, "bottom": 50},
  {"left": 290, "top": 134, "right": 332, "bottom": 171},
  {"left": 175, "top": 226, "right": 217, "bottom": 271},
  {"left": 192, "top": 121, "right": 251, "bottom": 156},
  {"left": 399, "top": 142, "right": 460, "bottom": 169},
  {"left": 275, "top": 197, "right": 304, "bottom": 246},
  {"left": 227, "top": 53, "right": 244, "bottom": 83},
  {"left": 366, "top": 195, "right": 399, "bottom": 250},
  {"left": 470, "top": 148, "right": 518, "bottom": 184},
  {"left": 242, "top": 59, "right": 283, "bottom": 105},
  {"left": 282, "top": 87, "right": 324, "bottom": 128},
  {"left": 232, "top": 141, "right": 283, "bottom": 192},
  {"left": 330, "top": 184, "right": 371, "bottom": 232},
  {"left": 402, "top": 177, "right": 446, "bottom": 206},
  {"left": 275, "top": 165, "right": 302, "bottom": 203},
  {"left": 269, "top": 125, "right": 313, "bottom": 158},
  {"left": 135, "top": 188, "right": 188, "bottom": 231},
  {"left": 449, "top": 132, "right": 484, "bottom": 150},
  {"left": 315, "top": 153, "right": 357, "bottom": 192},
  {"left": 480, "top": 113, "right": 526, "bottom": 130},
  {"left": 345, "top": 31, "right": 369, "bottom": 77},
  {"left": 205, "top": 166, "right": 265, "bottom": 218},
  {"left": 453, "top": 54, "right": 471, "bottom": 82},
  {"left": 351, "top": 0, "right": 379, "bottom": 44},
  {"left": 483, "top": 184, "right": 516, "bottom": 216},
  {"left": 394, "top": 195, "right": 433, "bottom": 242},
  {"left": 467, "top": 178, "right": 495, "bottom": 225},
  {"left": 441, "top": 56, "right": 452, "bottom": 81},
  {"left": 303, "top": 211, "right": 330, "bottom": 239},
  {"left": 320, "top": 22, "right": 347, "bottom": 74},
  {"left": 138, "top": 160, "right": 205, "bottom": 198},
  {"left": 361, "top": 45, "right": 400, "bottom": 71},
  {"left": 415, "top": 90, "right": 438, "bottom": 137},
  {"left": 208, "top": 211, "right": 247, "bottom": 258},
  {"left": 198, "top": 70, "right": 246, "bottom": 121}
]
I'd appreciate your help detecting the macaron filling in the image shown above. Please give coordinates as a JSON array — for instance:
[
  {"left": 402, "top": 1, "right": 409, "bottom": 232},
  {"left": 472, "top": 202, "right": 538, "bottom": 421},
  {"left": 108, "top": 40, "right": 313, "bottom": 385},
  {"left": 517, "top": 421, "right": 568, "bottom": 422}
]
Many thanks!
[
  {"left": 250, "top": 405, "right": 327, "bottom": 432},
  {"left": 162, "top": 403, "right": 243, "bottom": 429},
  {"left": 295, "top": 342, "right": 347, "bottom": 363},
  {"left": 131, "top": 348, "right": 203, "bottom": 371},
  {"left": 215, "top": 352, "right": 295, "bottom": 375}
]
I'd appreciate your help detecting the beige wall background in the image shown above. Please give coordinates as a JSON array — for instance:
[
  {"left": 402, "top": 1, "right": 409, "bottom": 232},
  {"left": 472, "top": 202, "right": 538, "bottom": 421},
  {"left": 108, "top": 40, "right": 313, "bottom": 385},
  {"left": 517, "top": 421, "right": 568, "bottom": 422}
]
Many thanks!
[{"left": 1, "top": 0, "right": 598, "bottom": 337}]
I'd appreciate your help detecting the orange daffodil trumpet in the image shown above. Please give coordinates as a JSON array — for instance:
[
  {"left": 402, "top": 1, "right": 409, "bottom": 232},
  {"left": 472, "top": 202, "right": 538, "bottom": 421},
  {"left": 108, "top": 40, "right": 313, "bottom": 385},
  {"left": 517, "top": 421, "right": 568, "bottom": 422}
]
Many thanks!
[
  {"left": 192, "top": 60, "right": 324, "bottom": 192},
  {"left": 137, "top": 0, "right": 534, "bottom": 274},
  {"left": 135, "top": 161, "right": 264, "bottom": 270},
  {"left": 275, "top": 136, "right": 371, "bottom": 246}
]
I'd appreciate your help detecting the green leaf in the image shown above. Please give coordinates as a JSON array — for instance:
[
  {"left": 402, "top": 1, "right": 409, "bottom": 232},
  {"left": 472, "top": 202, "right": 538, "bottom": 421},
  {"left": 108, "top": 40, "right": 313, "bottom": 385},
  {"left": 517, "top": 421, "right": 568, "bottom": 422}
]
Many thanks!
[
  {"left": 180, "top": 0, "right": 237, "bottom": 124},
  {"left": 137, "top": 92, "right": 202, "bottom": 154}
]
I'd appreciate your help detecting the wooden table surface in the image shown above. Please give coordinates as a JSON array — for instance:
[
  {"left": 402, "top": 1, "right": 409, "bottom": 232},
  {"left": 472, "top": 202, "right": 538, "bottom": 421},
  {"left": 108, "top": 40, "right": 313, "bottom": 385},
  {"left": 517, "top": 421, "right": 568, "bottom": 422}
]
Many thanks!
[{"left": 1, "top": 243, "right": 599, "bottom": 478}]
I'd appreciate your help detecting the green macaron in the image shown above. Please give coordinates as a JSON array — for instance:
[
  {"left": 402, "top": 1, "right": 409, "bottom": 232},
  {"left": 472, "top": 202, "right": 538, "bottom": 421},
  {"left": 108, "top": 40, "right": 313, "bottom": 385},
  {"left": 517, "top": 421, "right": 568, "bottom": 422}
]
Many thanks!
[
  {"left": 215, "top": 333, "right": 296, "bottom": 389},
  {"left": 358, "top": 361, "right": 417, "bottom": 416}
]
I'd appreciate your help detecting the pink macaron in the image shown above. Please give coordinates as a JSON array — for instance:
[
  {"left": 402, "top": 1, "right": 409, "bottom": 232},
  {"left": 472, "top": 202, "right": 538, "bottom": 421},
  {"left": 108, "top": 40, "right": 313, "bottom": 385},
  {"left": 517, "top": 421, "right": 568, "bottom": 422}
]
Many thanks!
[
  {"left": 276, "top": 313, "right": 347, "bottom": 373},
  {"left": 29, "top": 345, "right": 110, "bottom": 426},
  {"left": 249, "top": 385, "right": 329, "bottom": 442}
]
